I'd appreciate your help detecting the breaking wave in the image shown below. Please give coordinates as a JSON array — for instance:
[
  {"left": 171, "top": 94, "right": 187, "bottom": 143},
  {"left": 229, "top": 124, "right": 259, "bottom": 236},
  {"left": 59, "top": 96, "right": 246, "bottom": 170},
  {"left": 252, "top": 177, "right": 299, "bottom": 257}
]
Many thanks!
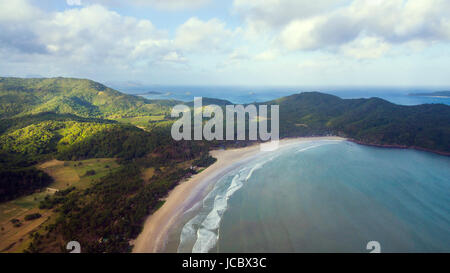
[
  {"left": 177, "top": 155, "right": 279, "bottom": 253},
  {"left": 177, "top": 140, "right": 343, "bottom": 253}
]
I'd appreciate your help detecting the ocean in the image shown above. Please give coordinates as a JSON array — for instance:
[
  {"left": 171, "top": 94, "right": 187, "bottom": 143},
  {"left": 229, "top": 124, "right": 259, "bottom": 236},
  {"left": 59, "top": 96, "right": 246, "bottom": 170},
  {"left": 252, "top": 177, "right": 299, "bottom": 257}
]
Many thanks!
[
  {"left": 166, "top": 140, "right": 450, "bottom": 253},
  {"left": 115, "top": 85, "right": 450, "bottom": 106}
]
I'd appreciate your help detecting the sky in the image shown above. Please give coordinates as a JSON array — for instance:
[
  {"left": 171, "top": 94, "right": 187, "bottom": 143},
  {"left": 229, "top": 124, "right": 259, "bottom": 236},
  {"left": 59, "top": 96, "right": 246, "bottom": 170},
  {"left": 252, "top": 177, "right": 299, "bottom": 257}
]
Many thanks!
[{"left": 1, "top": 0, "right": 450, "bottom": 87}]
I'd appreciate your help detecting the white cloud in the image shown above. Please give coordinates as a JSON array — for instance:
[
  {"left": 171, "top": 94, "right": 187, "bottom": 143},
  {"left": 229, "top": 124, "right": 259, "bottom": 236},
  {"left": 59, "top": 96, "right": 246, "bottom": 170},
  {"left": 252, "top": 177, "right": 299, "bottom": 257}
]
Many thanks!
[
  {"left": 254, "top": 49, "right": 279, "bottom": 61},
  {"left": 0, "top": 1, "right": 245, "bottom": 81},
  {"left": 234, "top": 0, "right": 450, "bottom": 59},
  {"left": 0, "top": 0, "right": 46, "bottom": 54},
  {"left": 279, "top": 17, "right": 327, "bottom": 51},
  {"left": 161, "top": 51, "right": 187, "bottom": 63},
  {"left": 138, "top": 0, "right": 210, "bottom": 10},
  {"left": 36, "top": 5, "right": 172, "bottom": 64},
  {"left": 82, "top": 0, "right": 211, "bottom": 10},
  {"left": 340, "top": 36, "right": 391, "bottom": 59},
  {"left": 175, "top": 17, "right": 235, "bottom": 53},
  {"left": 0, "top": 1, "right": 198, "bottom": 80},
  {"left": 1, "top": 0, "right": 450, "bottom": 85},
  {"left": 0, "top": 0, "right": 41, "bottom": 22},
  {"left": 233, "top": 0, "right": 347, "bottom": 28},
  {"left": 66, "top": 0, "right": 82, "bottom": 6}
]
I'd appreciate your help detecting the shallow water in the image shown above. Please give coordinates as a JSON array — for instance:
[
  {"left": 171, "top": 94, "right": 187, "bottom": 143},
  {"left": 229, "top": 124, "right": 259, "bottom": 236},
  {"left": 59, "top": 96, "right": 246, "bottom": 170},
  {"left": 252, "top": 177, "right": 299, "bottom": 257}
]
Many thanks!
[{"left": 170, "top": 141, "right": 450, "bottom": 253}]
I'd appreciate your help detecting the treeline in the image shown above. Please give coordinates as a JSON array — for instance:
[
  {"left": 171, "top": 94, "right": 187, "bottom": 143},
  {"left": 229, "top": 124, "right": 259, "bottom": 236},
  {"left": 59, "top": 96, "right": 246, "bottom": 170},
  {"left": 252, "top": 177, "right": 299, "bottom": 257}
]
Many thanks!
[
  {"left": 193, "top": 154, "right": 217, "bottom": 167},
  {"left": 24, "top": 122, "right": 215, "bottom": 252},
  {"left": 27, "top": 152, "right": 214, "bottom": 253},
  {"left": 265, "top": 92, "right": 450, "bottom": 154},
  {"left": 0, "top": 112, "right": 116, "bottom": 135},
  {"left": 0, "top": 120, "right": 119, "bottom": 163},
  {"left": 0, "top": 77, "right": 178, "bottom": 119},
  {"left": 0, "top": 168, "right": 53, "bottom": 202},
  {"left": 0, "top": 114, "right": 212, "bottom": 205},
  {"left": 57, "top": 126, "right": 162, "bottom": 161}
]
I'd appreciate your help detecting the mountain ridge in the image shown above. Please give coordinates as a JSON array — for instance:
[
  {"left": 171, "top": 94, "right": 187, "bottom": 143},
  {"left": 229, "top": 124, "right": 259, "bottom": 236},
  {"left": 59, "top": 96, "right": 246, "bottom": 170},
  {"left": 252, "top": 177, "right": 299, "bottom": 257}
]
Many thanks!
[
  {"left": 1, "top": 77, "right": 449, "bottom": 155},
  {"left": 0, "top": 77, "right": 180, "bottom": 119}
]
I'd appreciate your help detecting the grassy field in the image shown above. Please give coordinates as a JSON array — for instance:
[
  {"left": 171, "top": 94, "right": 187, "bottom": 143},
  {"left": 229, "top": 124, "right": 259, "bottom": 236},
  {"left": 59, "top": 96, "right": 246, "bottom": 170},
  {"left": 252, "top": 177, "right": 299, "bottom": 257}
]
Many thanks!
[
  {"left": 38, "top": 158, "right": 119, "bottom": 190},
  {"left": 0, "top": 192, "right": 49, "bottom": 223},
  {"left": 0, "top": 158, "right": 120, "bottom": 252},
  {"left": 0, "top": 202, "right": 52, "bottom": 252},
  {"left": 141, "top": 167, "right": 155, "bottom": 183},
  {"left": 114, "top": 115, "right": 165, "bottom": 127}
]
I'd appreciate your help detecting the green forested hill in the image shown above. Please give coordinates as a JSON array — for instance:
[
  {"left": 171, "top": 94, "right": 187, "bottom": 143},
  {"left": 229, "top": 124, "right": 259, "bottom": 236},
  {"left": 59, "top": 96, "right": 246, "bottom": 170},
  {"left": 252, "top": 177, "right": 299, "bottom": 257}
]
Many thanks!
[
  {"left": 185, "top": 97, "right": 232, "bottom": 107},
  {"left": 268, "top": 92, "right": 450, "bottom": 153},
  {"left": 0, "top": 77, "right": 449, "bottom": 253},
  {"left": 0, "top": 77, "right": 187, "bottom": 205},
  {"left": 0, "top": 112, "right": 116, "bottom": 135},
  {"left": 0, "top": 77, "right": 179, "bottom": 118}
]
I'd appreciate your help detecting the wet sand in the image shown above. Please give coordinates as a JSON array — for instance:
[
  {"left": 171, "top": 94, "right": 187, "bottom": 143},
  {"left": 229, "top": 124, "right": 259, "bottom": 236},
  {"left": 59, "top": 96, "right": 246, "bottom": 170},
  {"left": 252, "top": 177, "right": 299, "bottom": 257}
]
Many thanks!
[{"left": 132, "top": 136, "right": 346, "bottom": 253}]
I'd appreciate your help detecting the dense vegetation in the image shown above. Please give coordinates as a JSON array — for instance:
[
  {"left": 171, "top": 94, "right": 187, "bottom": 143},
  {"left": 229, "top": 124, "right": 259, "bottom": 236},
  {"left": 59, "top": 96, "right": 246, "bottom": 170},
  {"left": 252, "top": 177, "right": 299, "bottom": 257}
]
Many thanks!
[
  {"left": 0, "top": 77, "right": 179, "bottom": 119},
  {"left": 24, "top": 213, "right": 42, "bottom": 221},
  {"left": 0, "top": 120, "right": 118, "bottom": 161},
  {"left": 0, "top": 112, "right": 116, "bottom": 135},
  {"left": 0, "top": 77, "right": 448, "bottom": 253},
  {"left": 0, "top": 78, "right": 210, "bottom": 206},
  {"left": 28, "top": 141, "right": 213, "bottom": 253},
  {"left": 267, "top": 92, "right": 450, "bottom": 154},
  {"left": 193, "top": 154, "right": 217, "bottom": 167},
  {"left": 0, "top": 168, "right": 53, "bottom": 202}
]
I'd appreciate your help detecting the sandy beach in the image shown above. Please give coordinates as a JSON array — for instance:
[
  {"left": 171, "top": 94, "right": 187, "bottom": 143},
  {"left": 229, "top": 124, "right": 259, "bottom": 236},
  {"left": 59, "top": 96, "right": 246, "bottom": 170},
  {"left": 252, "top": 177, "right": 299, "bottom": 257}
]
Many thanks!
[{"left": 132, "top": 136, "right": 346, "bottom": 253}]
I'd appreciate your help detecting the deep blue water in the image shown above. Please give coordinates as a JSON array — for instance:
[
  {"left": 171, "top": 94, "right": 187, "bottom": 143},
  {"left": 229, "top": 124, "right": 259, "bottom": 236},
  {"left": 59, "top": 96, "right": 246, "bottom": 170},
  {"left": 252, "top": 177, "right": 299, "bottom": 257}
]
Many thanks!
[
  {"left": 115, "top": 85, "right": 450, "bottom": 105},
  {"left": 175, "top": 141, "right": 450, "bottom": 253}
]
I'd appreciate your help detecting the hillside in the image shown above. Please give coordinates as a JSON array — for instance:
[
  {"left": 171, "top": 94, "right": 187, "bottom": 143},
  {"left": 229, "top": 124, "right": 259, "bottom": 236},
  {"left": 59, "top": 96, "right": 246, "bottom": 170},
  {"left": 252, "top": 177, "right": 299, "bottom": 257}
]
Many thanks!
[
  {"left": 0, "top": 77, "right": 179, "bottom": 119},
  {"left": 185, "top": 97, "right": 233, "bottom": 107},
  {"left": 267, "top": 92, "right": 450, "bottom": 154},
  {"left": 0, "top": 77, "right": 449, "bottom": 253}
]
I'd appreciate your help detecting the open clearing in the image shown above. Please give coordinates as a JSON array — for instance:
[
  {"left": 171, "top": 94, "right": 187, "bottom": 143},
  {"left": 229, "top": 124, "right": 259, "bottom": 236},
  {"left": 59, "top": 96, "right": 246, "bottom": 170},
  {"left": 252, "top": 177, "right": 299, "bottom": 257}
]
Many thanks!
[
  {"left": 0, "top": 158, "right": 120, "bottom": 252},
  {"left": 38, "top": 158, "right": 119, "bottom": 190},
  {"left": 114, "top": 115, "right": 165, "bottom": 127},
  {"left": 141, "top": 167, "right": 155, "bottom": 183}
]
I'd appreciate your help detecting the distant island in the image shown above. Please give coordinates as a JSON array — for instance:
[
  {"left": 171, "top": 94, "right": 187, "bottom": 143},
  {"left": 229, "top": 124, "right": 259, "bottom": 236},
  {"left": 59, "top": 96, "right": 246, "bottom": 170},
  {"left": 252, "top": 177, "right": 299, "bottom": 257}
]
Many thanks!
[
  {"left": 131, "top": 91, "right": 162, "bottom": 96},
  {"left": 0, "top": 77, "right": 449, "bottom": 253},
  {"left": 409, "top": 91, "right": 450, "bottom": 98}
]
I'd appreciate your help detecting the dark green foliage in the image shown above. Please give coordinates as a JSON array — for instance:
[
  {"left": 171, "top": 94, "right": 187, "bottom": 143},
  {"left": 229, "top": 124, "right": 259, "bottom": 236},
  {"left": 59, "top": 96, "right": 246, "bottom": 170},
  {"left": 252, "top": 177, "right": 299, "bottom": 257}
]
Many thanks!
[
  {"left": 56, "top": 126, "right": 157, "bottom": 161},
  {"left": 24, "top": 213, "right": 42, "bottom": 221},
  {"left": 266, "top": 92, "right": 450, "bottom": 153},
  {"left": 0, "top": 112, "right": 116, "bottom": 135},
  {"left": 0, "top": 77, "right": 179, "bottom": 119},
  {"left": 1, "top": 78, "right": 448, "bottom": 253},
  {"left": 0, "top": 168, "right": 53, "bottom": 202},
  {"left": 0, "top": 120, "right": 120, "bottom": 163},
  {"left": 185, "top": 97, "right": 232, "bottom": 107},
  {"left": 84, "top": 170, "right": 96, "bottom": 176},
  {"left": 38, "top": 187, "right": 75, "bottom": 209},
  {"left": 31, "top": 162, "right": 199, "bottom": 253},
  {"left": 193, "top": 154, "right": 217, "bottom": 167}
]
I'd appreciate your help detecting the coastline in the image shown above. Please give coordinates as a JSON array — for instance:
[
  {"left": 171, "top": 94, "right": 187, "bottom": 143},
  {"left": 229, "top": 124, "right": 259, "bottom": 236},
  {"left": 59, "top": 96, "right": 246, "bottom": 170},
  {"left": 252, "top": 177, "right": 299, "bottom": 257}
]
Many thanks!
[
  {"left": 132, "top": 136, "right": 346, "bottom": 253},
  {"left": 347, "top": 139, "right": 450, "bottom": 156}
]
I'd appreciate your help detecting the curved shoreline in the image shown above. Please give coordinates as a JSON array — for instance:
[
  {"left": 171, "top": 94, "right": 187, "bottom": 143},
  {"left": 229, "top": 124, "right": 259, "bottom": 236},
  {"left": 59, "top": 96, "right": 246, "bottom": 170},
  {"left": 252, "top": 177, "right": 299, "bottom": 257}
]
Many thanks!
[
  {"left": 347, "top": 139, "right": 450, "bottom": 156},
  {"left": 132, "top": 136, "right": 346, "bottom": 253}
]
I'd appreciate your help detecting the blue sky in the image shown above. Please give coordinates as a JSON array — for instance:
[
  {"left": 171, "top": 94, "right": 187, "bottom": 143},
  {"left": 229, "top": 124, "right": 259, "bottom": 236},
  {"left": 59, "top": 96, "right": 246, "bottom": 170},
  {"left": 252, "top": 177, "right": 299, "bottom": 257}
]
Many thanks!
[{"left": 1, "top": 0, "right": 450, "bottom": 87}]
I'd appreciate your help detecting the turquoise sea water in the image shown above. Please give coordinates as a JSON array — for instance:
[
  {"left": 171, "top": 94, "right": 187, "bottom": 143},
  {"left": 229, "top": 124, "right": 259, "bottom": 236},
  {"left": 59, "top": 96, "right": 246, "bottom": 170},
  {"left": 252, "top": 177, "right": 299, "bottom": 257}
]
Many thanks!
[
  {"left": 116, "top": 85, "right": 450, "bottom": 105},
  {"left": 174, "top": 141, "right": 450, "bottom": 253}
]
